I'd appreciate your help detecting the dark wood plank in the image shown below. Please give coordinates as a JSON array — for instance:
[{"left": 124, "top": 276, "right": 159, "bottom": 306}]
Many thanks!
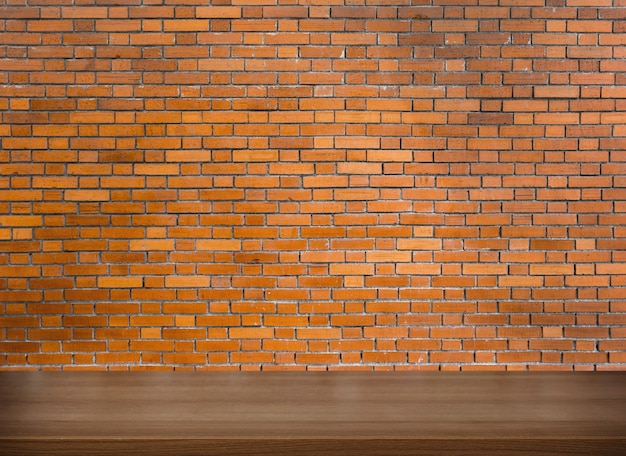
[
  {"left": 1, "top": 372, "right": 625, "bottom": 455},
  {"left": 3, "top": 438, "right": 626, "bottom": 456}
]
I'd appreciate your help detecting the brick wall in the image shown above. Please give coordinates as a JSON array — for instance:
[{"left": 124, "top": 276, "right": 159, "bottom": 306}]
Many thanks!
[{"left": 1, "top": 0, "right": 625, "bottom": 371}]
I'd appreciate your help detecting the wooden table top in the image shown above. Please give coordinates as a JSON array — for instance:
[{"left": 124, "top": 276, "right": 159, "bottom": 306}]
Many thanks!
[{"left": 1, "top": 371, "right": 625, "bottom": 455}]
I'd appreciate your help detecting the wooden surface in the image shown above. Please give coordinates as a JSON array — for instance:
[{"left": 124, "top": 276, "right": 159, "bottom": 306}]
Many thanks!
[{"left": 1, "top": 372, "right": 625, "bottom": 455}]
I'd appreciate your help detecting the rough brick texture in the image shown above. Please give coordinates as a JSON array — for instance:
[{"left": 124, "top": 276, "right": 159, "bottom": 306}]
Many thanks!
[{"left": 1, "top": 0, "right": 625, "bottom": 371}]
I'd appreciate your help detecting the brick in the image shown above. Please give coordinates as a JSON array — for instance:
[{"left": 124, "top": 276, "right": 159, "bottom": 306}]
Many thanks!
[
  {"left": 365, "top": 251, "right": 411, "bottom": 263},
  {"left": 98, "top": 277, "right": 143, "bottom": 288},
  {"left": 331, "top": 33, "right": 377, "bottom": 45},
  {"left": 229, "top": 328, "right": 274, "bottom": 339},
  {"left": 329, "top": 263, "right": 374, "bottom": 276},
  {"left": 534, "top": 86, "right": 580, "bottom": 98},
  {"left": 195, "top": 6, "right": 241, "bottom": 18},
  {"left": 0, "top": 0, "right": 624, "bottom": 372}
]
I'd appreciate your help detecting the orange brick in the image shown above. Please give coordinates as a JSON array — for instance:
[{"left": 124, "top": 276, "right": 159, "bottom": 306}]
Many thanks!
[
  {"left": 1, "top": 1, "right": 625, "bottom": 372},
  {"left": 98, "top": 277, "right": 143, "bottom": 288},
  {"left": 230, "top": 328, "right": 275, "bottom": 339}
]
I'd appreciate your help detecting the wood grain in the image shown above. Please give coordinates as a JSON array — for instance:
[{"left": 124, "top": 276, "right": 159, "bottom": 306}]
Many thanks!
[{"left": 1, "top": 372, "right": 625, "bottom": 455}]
